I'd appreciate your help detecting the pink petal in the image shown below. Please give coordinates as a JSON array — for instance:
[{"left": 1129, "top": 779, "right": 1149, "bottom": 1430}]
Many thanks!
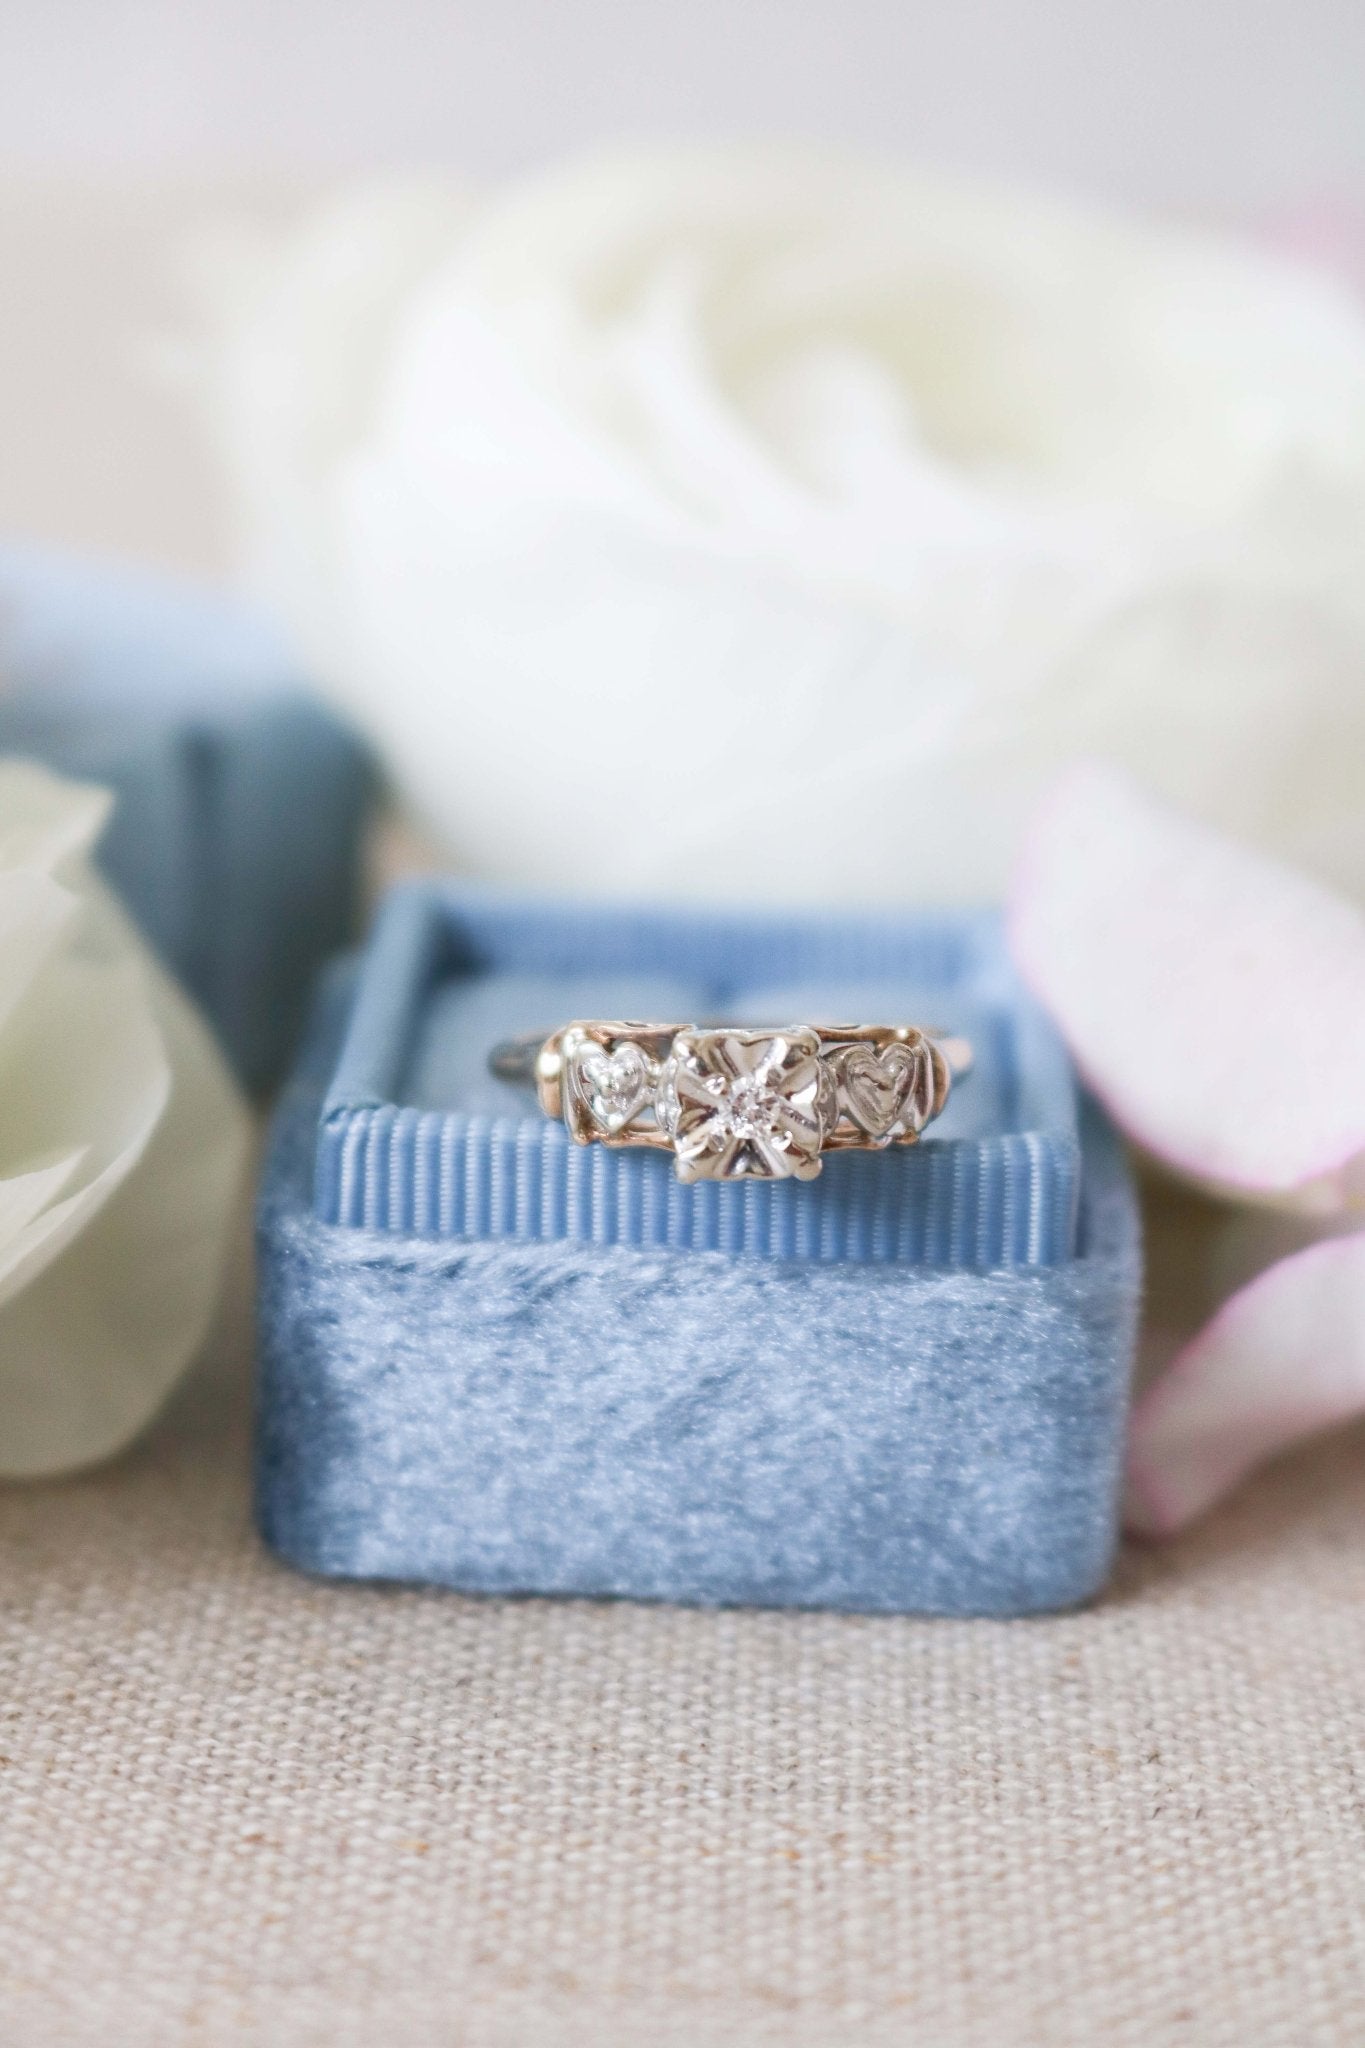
[
  {"left": 1267, "top": 202, "right": 1365, "bottom": 294},
  {"left": 1009, "top": 764, "right": 1365, "bottom": 1199},
  {"left": 1125, "top": 1230, "right": 1365, "bottom": 1535}
]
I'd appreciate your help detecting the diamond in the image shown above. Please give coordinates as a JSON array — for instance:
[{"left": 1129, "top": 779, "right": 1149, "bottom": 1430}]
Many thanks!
[
  {"left": 567, "top": 1038, "right": 653, "bottom": 1134},
  {"left": 714, "top": 1072, "right": 788, "bottom": 1143},
  {"left": 666, "top": 1028, "right": 826, "bottom": 1184}
]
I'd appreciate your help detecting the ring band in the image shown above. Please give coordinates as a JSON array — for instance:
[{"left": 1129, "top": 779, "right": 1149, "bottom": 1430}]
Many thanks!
[{"left": 490, "top": 1022, "right": 972, "bottom": 1184}]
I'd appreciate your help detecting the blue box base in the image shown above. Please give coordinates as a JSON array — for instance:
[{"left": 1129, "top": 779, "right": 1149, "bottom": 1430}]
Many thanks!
[{"left": 257, "top": 930, "right": 1141, "bottom": 1617}]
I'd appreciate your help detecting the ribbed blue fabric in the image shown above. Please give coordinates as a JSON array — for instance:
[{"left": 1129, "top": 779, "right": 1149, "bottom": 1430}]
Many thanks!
[
  {"left": 317, "top": 1108, "right": 1075, "bottom": 1265},
  {"left": 315, "top": 885, "right": 1081, "bottom": 1269}
]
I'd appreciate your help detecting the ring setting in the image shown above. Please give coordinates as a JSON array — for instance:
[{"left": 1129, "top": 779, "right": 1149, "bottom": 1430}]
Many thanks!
[{"left": 494, "top": 1022, "right": 969, "bottom": 1184}]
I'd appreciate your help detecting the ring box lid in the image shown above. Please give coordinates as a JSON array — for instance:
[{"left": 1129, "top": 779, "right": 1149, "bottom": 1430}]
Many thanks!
[{"left": 0, "top": 543, "right": 375, "bottom": 1090}]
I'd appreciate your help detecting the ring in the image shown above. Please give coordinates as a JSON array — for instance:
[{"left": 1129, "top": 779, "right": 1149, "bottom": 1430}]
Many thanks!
[{"left": 489, "top": 1022, "right": 972, "bottom": 1184}]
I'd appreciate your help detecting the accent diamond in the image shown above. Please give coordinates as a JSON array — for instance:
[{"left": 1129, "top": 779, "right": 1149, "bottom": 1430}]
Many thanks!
[{"left": 568, "top": 1039, "right": 653, "bottom": 1134}]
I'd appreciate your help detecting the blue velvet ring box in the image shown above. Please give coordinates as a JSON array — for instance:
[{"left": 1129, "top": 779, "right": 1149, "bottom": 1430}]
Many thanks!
[
  {"left": 257, "top": 885, "right": 1141, "bottom": 1616},
  {"left": 0, "top": 544, "right": 375, "bottom": 1090}
]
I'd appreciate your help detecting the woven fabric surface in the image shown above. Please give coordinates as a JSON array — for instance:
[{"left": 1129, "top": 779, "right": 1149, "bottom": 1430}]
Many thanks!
[{"left": 1, "top": 1220, "right": 1363, "bottom": 2047}]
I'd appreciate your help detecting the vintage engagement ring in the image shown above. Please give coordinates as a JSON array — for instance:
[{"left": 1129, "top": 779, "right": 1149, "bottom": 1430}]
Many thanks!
[{"left": 490, "top": 1022, "right": 972, "bottom": 1184}]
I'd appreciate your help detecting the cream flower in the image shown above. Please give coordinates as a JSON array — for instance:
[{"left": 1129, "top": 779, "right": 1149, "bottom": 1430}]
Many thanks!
[
  {"left": 196, "top": 146, "right": 1365, "bottom": 902},
  {"left": 0, "top": 761, "right": 246, "bottom": 1475}
]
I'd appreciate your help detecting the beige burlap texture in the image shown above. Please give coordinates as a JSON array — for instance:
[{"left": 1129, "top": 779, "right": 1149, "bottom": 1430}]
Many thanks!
[{"left": 1, "top": 1218, "right": 1364, "bottom": 2048}]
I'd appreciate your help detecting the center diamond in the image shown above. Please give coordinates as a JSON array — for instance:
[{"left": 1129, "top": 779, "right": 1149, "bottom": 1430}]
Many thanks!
[
  {"left": 660, "top": 1028, "right": 827, "bottom": 1184},
  {"left": 716, "top": 1072, "right": 789, "bottom": 1144}
]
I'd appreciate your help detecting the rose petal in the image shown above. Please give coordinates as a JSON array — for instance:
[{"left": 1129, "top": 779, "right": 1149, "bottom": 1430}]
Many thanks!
[
  {"left": 0, "top": 881, "right": 246, "bottom": 1476},
  {"left": 1009, "top": 763, "right": 1365, "bottom": 1200},
  {"left": 0, "top": 761, "right": 110, "bottom": 873},
  {"left": 195, "top": 154, "right": 1365, "bottom": 907},
  {"left": 1269, "top": 203, "right": 1365, "bottom": 294},
  {"left": 1134, "top": 1168, "right": 1348, "bottom": 1381},
  {"left": 0, "top": 868, "right": 79, "bottom": 1039},
  {"left": 0, "top": 1151, "right": 86, "bottom": 1251},
  {"left": 1126, "top": 1230, "right": 1365, "bottom": 1535},
  {"left": 0, "top": 766, "right": 247, "bottom": 1477},
  {"left": 0, "top": 943, "right": 171, "bottom": 1303}
]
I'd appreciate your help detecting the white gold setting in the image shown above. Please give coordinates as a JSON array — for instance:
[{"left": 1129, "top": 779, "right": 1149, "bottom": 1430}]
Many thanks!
[
  {"left": 664, "top": 1028, "right": 826, "bottom": 1184},
  {"left": 565, "top": 1038, "right": 655, "bottom": 1135},
  {"left": 497, "top": 1019, "right": 970, "bottom": 1184}
]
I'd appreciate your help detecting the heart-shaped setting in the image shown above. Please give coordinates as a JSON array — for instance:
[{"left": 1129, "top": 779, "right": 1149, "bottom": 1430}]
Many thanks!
[
  {"left": 832, "top": 1039, "right": 935, "bottom": 1144},
  {"left": 569, "top": 1039, "right": 654, "bottom": 1134}
]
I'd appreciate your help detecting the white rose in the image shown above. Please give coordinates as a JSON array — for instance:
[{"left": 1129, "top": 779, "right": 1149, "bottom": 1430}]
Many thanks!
[
  {"left": 196, "top": 148, "right": 1365, "bottom": 902},
  {"left": 0, "top": 761, "right": 246, "bottom": 1475}
]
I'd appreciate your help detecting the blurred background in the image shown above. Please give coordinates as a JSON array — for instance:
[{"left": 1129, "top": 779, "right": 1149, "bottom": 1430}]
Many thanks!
[{"left": 2, "top": 0, "right": 1363, "bottom": 578}]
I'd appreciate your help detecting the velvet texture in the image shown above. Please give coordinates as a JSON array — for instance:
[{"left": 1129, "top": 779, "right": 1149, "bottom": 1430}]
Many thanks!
[
  {"left": 257, "top": 893, "right": 1142, "bottom": 1616},
  {"left": 0, "top": 544, "right": 374, "bottom": 1090}
]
